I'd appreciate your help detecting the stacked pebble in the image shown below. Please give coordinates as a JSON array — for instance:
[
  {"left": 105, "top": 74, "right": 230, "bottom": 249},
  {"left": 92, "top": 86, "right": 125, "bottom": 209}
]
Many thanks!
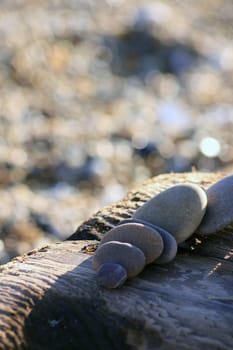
[
  {"left": 92, "top": 176, "right": 233, "bottom": 289},
  {"left": 133, "top": 184, "right": 208, "bottom": 243},
  {"left": 92, "top": 183, "right": 208, "bottom": 288},
  {"left": 196, "top": 174, "right": 233, "bottom": 235}
]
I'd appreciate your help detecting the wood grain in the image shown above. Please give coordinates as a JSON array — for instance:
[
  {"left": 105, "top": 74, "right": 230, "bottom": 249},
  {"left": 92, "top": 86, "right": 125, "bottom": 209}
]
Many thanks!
[{"left": 0, "top": 172, "right": 232, "bottom": 350}]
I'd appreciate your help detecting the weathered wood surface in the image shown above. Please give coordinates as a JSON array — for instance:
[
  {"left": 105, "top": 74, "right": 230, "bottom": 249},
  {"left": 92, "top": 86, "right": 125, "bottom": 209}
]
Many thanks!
[{"left": 0, "top": 172, "right": 233, "bottom": 350}]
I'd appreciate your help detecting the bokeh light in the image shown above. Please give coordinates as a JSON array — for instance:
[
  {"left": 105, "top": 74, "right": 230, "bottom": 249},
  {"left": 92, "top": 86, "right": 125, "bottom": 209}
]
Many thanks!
[
  {"left": 200, "top": 137, "right": 221, "bottom": 158},
  {"left": 0, "top": 0, "right": 233, "bottom": 263}
]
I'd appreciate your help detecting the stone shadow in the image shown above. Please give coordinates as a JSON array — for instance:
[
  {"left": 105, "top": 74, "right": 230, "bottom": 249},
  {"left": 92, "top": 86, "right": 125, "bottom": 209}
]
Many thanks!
[
  {"left": 22, "top": 256, "right": 140, "bottom": 350},
  {"left": 101, "top": 28, "right": 202, "bottom": 81}
]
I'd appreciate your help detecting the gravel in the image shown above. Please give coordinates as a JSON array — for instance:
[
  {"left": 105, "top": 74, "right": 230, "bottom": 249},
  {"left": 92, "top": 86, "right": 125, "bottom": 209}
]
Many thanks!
[{"left": 0, "top": 0, "right": 233, "bottom": 263}]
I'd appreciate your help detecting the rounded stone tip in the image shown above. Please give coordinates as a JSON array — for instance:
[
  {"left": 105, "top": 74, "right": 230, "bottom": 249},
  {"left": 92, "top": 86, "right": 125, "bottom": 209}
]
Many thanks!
[
  {"left": 133, "top": 183, "right": 207, "bottom": 243},
  {"left": 152, "top": 226, "right": 177, "bottom": 264},
  {"left": 96, "top": 263, "right": 127, "bottom": 289},
  {"left": 118, "top": 218, "right": 177, "bottom": 264},
  {"left": 101, "top": 222, "right": 164, "bottom": 264},
  {"left": 197, "top": 174, "right": 233, "bottom": 235},
  {"left": 92, "top": 241, "right": 146, "bottom": 278}
]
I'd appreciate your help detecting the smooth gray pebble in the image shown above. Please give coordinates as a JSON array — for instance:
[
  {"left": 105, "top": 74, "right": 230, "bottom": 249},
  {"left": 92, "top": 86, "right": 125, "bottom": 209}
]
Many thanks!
[
  {"left": 92, "top": 241, "right": 146, "bottom": 278},
  {"left": 133, "top": 184, "right": 207, "bottom": 243},
  {"left": 118, "top": 218, "right": 177, "bottom": 264},
  {"left": 101, "top": 222, "right": 164, "bottom": 264},
  {"left": 197, "top": 174, "right": 233, "bottom": 235}
]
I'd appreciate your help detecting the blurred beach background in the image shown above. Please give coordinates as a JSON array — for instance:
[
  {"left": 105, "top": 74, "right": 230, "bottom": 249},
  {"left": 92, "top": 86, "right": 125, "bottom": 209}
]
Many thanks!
[{"left": 0, "top": 0, "right": 233, "bottom": 263}]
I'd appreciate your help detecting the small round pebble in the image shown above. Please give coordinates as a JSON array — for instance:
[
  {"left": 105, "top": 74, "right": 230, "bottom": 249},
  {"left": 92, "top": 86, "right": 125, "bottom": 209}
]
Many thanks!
[
  {"left": 92, "top": 241, "right": 146, "bottom": 278},
  {"left": 96, "top": 263, "right": 127, "bottom": 289},
  {"left": 133, "top": 184, "right": 207, "bottom": 243},
  {"left": 101, "top": 223, "right": 164, "bottom": 264},
  {"left": 118, "top": 218, "right": 177, "bottom": 264},
  {"left": 197, "top": 174, "right": 233, "bottom": 235}
]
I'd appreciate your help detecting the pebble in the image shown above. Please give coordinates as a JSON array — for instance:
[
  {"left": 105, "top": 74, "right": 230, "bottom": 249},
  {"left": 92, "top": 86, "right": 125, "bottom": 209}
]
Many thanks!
[
  {"left": 197, "top": 174, "right": 233, "bottom": 235},
  {"left": 133, "top": 184, "right": 207, "bottom": 243},
  {"left": 92, "top": 241, "right": 146, "bottom": 278},
  {"left": 96, "top": 263, "right": 127, "bottom": 289},
  {"left": 118, "top": 218, "right": 177, "bottom": 264},
  {"left": 154, "top": 225, "right": 178, "bottom": 264},
  {"left": 101, "top": 222, "right": 164, "bottom": 264}
]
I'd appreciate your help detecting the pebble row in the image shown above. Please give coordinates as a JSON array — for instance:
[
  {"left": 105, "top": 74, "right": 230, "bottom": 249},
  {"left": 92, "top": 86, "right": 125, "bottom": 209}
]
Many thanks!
[{"left": 92, "top": 175, "right": 233, "bottom": 289}]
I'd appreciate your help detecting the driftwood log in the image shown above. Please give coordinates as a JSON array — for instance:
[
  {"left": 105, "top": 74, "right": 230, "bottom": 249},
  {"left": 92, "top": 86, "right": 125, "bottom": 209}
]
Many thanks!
[{"left": 0, "top": 172, "right": 233, "bottom": 350}]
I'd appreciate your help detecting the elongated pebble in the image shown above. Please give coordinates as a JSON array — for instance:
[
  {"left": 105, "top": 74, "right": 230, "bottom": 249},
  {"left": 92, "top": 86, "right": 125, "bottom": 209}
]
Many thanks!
[
  {"left": 101, "top": 223, "right": 164, "bottom": 264},
  {"left": 153, "top": 225, "right": 177, "bottom": 264},
  {"left": 96, "top": 263, "right": 127, "bottom": 288},
  {"left": 133, "top": 184, "right": 207, "bottom": 243},
  {"left": 197, "top": 174, "right": 233, "bottom": 235},
  {"left": 118, "top": 218, "right": 177, "bottom": 264},
  {"left": 92, "top": 241, "right": 146, "bottom": 278}
]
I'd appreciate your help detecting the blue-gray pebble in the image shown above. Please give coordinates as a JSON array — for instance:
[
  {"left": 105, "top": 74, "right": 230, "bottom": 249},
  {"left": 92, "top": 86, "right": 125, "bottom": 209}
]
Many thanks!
[
  {"left": 197, "top": 174, "right": 233, "bottom": 235},
  {"left": 92, "top": 241, "right": 146, "bottom": 278},
  {"left": 118, "top": 218, "right": 177, "bottom": 264},
  {"left": 133, "top": 184, "right": 207, "bottom": 243},
  {"left": 96, "top": 263, "right": 127, "bottom": 289},
  {"left": 154, "top": 225, "right": 177, "bottom": 264}
]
